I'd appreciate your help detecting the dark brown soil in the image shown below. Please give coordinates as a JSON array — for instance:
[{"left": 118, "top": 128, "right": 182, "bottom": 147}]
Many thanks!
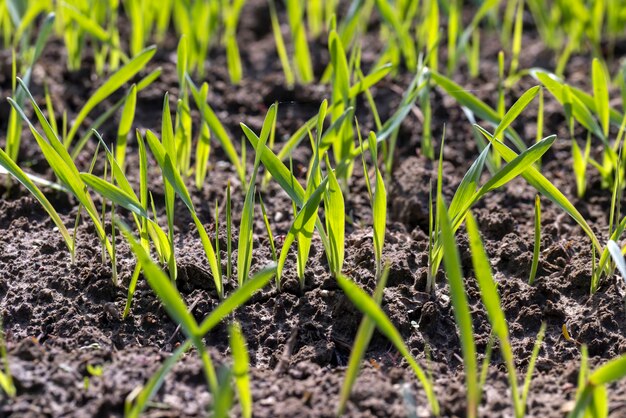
[{"left": 1, "top": 2, "right": 626, "bottom": 417}]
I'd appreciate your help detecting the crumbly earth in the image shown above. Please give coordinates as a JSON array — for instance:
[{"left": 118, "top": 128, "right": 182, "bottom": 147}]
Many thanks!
[{"left": 1, "top": 1, "right": 626, "bottom": 417}]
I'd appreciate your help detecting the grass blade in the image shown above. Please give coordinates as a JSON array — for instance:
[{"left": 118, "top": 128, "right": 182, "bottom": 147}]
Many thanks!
[
  {"left": 336, "top": 274, "right": 439, "bottom": 415},
  {"left": 337, "top": 264, "right": 389, "bottom": 415},
  {"left": 465, "top": 212, "right": 522, "bottom": 416},
  {"left": 0, "top": 147, "right": 74, "bottom": 259},
  {"left": 229, "top": 322, "right": 252, "bottom": 418},
  {"left": 592, "top": 58, "right": 610, "bottom": 137},
  {"left": 529, "top": 195, "right": 541, "bottom": 285},
  {"left": 475, "top": 125, "right": 601, "bottom": 253},
  {"left": 439, "top": 198, "right": 478, "bottom": 417},
  {"left": 66, "top": 46, "right": 157, "bottom": 149}
]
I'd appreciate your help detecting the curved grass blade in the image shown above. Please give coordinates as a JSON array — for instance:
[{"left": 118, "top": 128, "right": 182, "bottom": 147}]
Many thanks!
[
  {"left": 70, "top": 68, "right": 162, "bottom": 159},
  {"left": 145, "top": 129, "right": 222, "bottom": 295},
  {"left": 197, "top": 263, "right": 276, "bottom": 335},
  {"left": 118, "top": 222, "right": 217, "bottom": 392},
  {"left": 465, "top": 212, "right": 521, "bottom": 416},
  {"left": 8, "top": 97, "right": 113, "bottom": 269},
  {"left": 237, "top": 104, "right": 275, "bottom": 286},
  {"left": 66, "top": 46, "right": 157, "bottom": 148},
  {"left": 592, "top": 58, "right": 610, "bottom": 137},
  {"left": 125, "top": 340, "right": 191, "bottom": 418},
  {"left": 115, "top": 84, "right": 137, "bottom": 168},
  {"left": 438, "top": 198, "right": 478, "bottom": 417},
  {"left": 187, "top": 76, "right": 244, "bottom": 183},
  {"left": 80, "top": 173, "right": 147, "bottom": 218},
  {"left": 533, "top": 71, "right": 605, "bottom": 142},
  {"left": 336, "top": 274, "right": 439, "bottom": 415},
  {"left": 229, "top": 322, "right": 252, "bottom": 418},
  {"left": 123, "top": 265, "right": 276, "bottom": 418},
  {"left": 493, "top": 86, "right": 541, "bottom": 140},
  {"left": 337, "top": 264, "right": 389, "bottom": 415},
  {"left": 0, "top": 147, "right": 74, "bottom": 258}
]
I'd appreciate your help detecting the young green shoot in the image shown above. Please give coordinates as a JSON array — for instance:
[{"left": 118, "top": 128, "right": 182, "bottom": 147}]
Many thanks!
[
  {"left": 324, "top": 154, "right": 345, "bottom": 277},
  {"left": 336, "top": 273, "right": 439, "bottom": 414},
  {"left": 122, "top": 232, "right": 276, "bottom": 418},
  {"left": 439, "top": 197, "right": 478, "bottom": 418},
  {"left": 228, "top": 322, "right": 252, "bottom": 418},
  {"left": 226, "top": 181, "right": 233, "bottom": 282},
  {"left": 259, "top": 195, "right": 277, "bottom": 264},
  {"left": 65, "top": 46, "right": 157, "bottom": 151},
  {"left": 337, "top": 263, "right": 390, "bottom": 415},
  {"left": 237, "top": 103, "right": 275, "bottom": 286},
  {"left": 0, "top": 319, "right": 15, "bottom": 398},
  {"left": 359, "top": 128, "right": 387, "bottom": 279},
  {"left": 529, "top": 195, "right": 541, "bottom": 285},
  {"left": 145, "top": 128, "right": 223, "bottom": 297}
]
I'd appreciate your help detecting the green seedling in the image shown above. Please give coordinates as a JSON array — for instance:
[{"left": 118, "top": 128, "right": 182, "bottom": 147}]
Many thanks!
[
  {"left": 226, "top": 181, "right": 233, "bottom": 282},
  {"left": 337, "top": 263, "right": 390, "bottom": 416},
  {"left": 466, "top": 212, "right": 545, "bottom": 417},
  {"left": 160, "top": 94, "right": 178, "bottom": 282},
  {"left": 145, "top": 128, "right": 223, "bottom": 297},
  {"left": 429, "top": 129, "right": 559, "bottom": 288},
  {"left": 115, "top": 84, "right": 137, "bottom": 169},
  {"left": 121, "top": 219, "right": 276, "bottom": 418},
  {"left": 430, "top": 70, "right": 529, "bottom": 155},
  {"left": 285, "top": 0, "right": 314, "bottom": 83},
  {"left": 375, "top": 0, "right": 417, "bottom": 71},
  {"left": 268, "top": 0, "right": 295, "bottom": 87},
  {"left": 194, "top": 82, "right": 212, "bottom": 189},
  {"left": 213, "top": 368, "right": 235, "bottom": 418},
  {"left": 328, "top": 28, "right": 356, "bottom": 184},
  {"left": 336, "top": 274, "right": 439, "bottom": 415},
  {"left": 259, "top": 195, "right": 277, "bottom": 264},
  {"left": 529, "top": 195, "right": 541, "bottom": 285},
  {"left": 229, "top": 322, "right": 252, "bottom": 418},
  {"left": 439, "top": 198, "right": 478, "bottom": 418},
  {"left": 0, "top": 318, "right": 15, "bottom": 398},
  {"left": 9, "top": 82, "right": 118, "bottom": 282},
  {"left": 71, "top": 67, "right": 162, "bottom": 159},
  {"left": 175, "top": 36, "right": 194, "bottom": 177},
  {"left": 273, "top": 169, "right": 329, "bottom": 290},
  {"left": 0, "top": 146, "right": 74, "bottom": 259},
  {"left": 120, "top": 222, "right": 218, "bottom": 394},
  {"left": 269, "top": 62, "right": 393, "bottom": 176},
  {"left": 65, "top": 45, "right": 157, "bottom": 151},
  {"left": 566, "top": 351, "right": 626, "bottom": 416},
  {"left": 222, "top": 0, "right": 245, "bottom": 84},
  {"left": 324, "top": 154, "right": 345, "bottom": 277},
  {"left": 187, "top": 76, "right": 246, "bottom": 184},
  {"left": 80, "top": 132, "right": 172, "bottom": 317},
  {"left": 5, "top": 12, "right": 55, "bottom": 164},
  {"left": 359, "top": 129, "right": 387, "bottom": 279},
  {"left": 508, "top": 0, "right": 524, "bottom": 79},
  {"left": 237, "top": 104, "right": 275, "bottom": 286}
]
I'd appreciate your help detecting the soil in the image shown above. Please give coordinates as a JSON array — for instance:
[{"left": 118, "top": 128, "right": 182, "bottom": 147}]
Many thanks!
[{"left": 1, "top": 1, "right": 626, "bottom": 417}]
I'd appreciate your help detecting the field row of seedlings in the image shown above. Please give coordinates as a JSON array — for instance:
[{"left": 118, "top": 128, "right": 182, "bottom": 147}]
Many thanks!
[{"left": 0, "top": 0, "right": 626, "bottom": 416}]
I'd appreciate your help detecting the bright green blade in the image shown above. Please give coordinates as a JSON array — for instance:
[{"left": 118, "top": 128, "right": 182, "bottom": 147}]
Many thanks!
[
  {"left": 336, "top": 274, "right": 439, "bottom": 414},
  {"left": 66, "top": 46, "right": 157, "bottom": 148},
  {"left": 438, "top": 198, "right": 478, "bottom": 417},
  {"left": 0, "top": 147, "right": 74, "bottom": 258},
  {"left": 337, "top": 266, "right": 389, "bottom": 415},
  {"left": 229, "top": 322, "right": 252, "bottom": 418}
]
